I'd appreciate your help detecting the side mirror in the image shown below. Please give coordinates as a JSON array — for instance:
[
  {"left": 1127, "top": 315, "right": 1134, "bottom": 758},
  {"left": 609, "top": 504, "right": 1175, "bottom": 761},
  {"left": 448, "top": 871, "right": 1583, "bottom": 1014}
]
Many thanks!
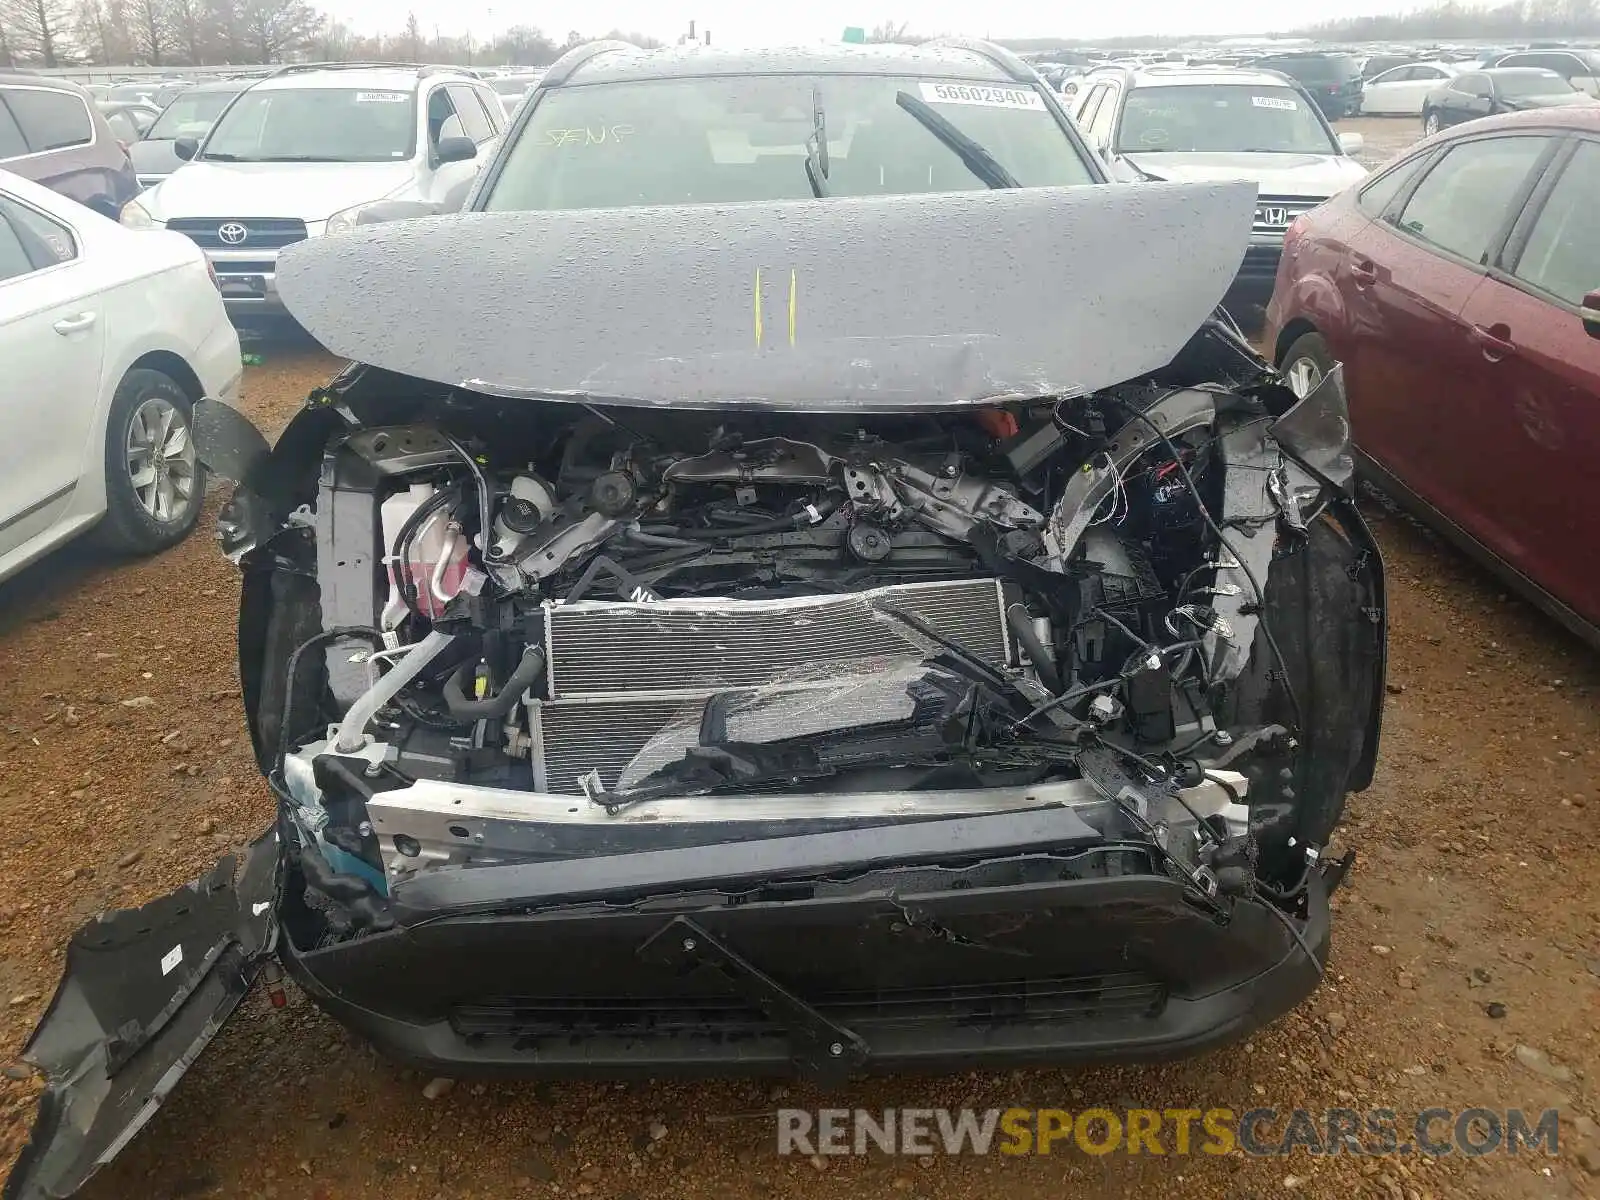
[
  {"left": 174, "top": 136, "right": 198, "bottom": 161},
  {"left": 1338, "top": 131, "right": 1365, "bottom": 155},
  {"left": 1582, "top": 290, "right": 1600, "bottom": 340},
  {"left": 434, "top": 135, "right": 477, "bottom": 165}
]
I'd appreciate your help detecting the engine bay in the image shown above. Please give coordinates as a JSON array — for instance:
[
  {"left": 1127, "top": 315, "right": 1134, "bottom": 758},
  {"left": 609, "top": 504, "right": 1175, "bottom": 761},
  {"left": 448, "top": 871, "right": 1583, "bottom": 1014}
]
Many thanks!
[{"left": 218, "top": 322, "right": 1383, "bottom": 936}]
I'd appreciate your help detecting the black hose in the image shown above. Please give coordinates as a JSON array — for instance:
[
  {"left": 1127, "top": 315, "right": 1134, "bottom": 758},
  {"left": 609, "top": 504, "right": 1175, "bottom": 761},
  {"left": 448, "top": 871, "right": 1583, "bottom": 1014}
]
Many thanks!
[
  {"left": 442, "top": 434, "right": 495, "bottom": 560},
  {"left": 622, "top": 528, "right": 701, "bottom": 548},
  {"left": 1005, "top": 603, "right": 1062, "bottom": 694},
  {"left": 442, "top": 646, "right": 549, "bottom": 720},
  {"left": 641, "top": 495, "right": 840, "bottom": 540}
]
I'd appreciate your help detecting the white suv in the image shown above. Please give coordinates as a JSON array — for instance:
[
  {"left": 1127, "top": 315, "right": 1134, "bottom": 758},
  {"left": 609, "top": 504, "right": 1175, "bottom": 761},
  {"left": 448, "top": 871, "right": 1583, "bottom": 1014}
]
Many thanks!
[
  {"left": 1071, "top": 65, "right": 1368, "bottom": 292},
  {"left": 121, "top": 63, "right": 504, "bottom": 323}
]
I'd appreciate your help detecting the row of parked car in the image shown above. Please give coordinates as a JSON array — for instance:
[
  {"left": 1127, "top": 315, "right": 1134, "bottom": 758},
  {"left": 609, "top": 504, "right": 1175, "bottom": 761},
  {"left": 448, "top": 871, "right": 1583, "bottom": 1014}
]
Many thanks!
[
  {"left": 1051, "top": 45, "right": 1600, "bottom": 121},
  {"left": 0, "top": 41, "right": 1596, "bottom": 652}
]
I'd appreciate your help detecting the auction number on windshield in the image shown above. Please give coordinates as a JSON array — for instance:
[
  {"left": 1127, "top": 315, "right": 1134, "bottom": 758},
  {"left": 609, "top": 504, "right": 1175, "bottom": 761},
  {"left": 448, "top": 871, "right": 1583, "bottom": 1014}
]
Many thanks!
[{"left": 919, "top": 82, "right": 1045, "bottom": 110}]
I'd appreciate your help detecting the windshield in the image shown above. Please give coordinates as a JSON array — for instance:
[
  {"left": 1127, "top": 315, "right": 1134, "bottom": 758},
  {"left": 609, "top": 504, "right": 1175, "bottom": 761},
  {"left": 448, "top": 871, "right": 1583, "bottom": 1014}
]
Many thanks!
[
  {"left": 1117, "top": 84, "right": 1339, "bottom": 154},
  {"left": 1497, "top": 70, "right": 1575, "bottom": 96},
  {"left": 199, "top": 88, "right": 417, "bottom": 163},
  {"left": 148, "top": 89, "right": 240, "bottom": 140},
  {"left": 482, "top": 74, "right": 1096, "bottom": 211}
]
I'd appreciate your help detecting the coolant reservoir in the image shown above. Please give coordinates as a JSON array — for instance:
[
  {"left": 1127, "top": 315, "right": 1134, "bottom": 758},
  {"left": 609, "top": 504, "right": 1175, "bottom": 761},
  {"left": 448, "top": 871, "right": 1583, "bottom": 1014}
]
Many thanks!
[{"left": 380, "top": 483, "right": 471, "bottom": 627}]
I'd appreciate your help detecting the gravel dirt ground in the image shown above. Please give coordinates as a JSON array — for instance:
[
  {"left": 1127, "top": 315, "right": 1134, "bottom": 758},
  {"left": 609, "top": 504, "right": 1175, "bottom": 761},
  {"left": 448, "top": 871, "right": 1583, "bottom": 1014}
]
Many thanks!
[{"left": 2, "top": 115, "right": 1597, "bottom": 1200}]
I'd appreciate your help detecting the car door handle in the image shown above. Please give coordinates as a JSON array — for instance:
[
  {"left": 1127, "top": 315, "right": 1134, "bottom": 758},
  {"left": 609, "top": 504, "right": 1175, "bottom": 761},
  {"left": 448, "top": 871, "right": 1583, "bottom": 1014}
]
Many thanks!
[
  {"left": 52, "top": 312, "right": 97, "bottom": 335},
  {"left": 1351, "top": 260, "right": 1378, "bottom": 286},
  {"left": 1472, "top": 322, "right": 1516, "bottom": 361}
]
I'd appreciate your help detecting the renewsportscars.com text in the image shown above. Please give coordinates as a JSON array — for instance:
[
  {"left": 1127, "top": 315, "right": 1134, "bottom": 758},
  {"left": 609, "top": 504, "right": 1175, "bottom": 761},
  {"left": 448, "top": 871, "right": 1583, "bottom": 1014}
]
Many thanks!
[{"left": 777, "top": 1107, "right": 1561, "bottom": 1158}]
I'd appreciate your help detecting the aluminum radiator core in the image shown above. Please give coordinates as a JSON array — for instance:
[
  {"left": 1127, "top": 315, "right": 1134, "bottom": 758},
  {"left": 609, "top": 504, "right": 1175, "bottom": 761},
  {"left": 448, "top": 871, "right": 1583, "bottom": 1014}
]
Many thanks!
[{"left": 529, "top": 578, "right": 1015, "bottom": 793}]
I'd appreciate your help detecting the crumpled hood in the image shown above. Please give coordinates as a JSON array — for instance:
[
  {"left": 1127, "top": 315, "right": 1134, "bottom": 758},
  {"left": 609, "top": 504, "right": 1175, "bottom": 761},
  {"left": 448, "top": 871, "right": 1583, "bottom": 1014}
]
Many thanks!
[
  {"left": 143, "top": 160, "right": 416, "bottom": 222},
  {"left": 275, "top": 181, "right": 1256, "bottom": 412},
  {"left": 1123, "top": 151, "right": 1368, "bottom": 197}
]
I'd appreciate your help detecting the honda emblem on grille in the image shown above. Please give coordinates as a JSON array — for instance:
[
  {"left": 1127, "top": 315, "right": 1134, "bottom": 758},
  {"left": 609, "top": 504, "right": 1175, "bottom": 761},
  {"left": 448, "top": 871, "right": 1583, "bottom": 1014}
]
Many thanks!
[
  {"left": 217, "top": 222, "right": 249, "bottom": 245},
  {"left": 1256, "top": 206, "right": 1291, "bottom": 228}
]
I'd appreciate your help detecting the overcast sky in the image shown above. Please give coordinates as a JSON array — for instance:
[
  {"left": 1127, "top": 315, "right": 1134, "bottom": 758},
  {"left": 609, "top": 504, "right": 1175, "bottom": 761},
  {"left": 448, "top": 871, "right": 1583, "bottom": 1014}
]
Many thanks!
[{"left": 321, "top": 0, "right": 1401, "bottom": 44}]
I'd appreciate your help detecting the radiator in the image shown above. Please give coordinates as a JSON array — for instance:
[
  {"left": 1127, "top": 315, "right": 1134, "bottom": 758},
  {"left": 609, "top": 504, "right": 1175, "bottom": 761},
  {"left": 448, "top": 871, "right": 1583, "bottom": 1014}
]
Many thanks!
[{"left": 529, "top": 578, "right": 1014, "bottom": 793}]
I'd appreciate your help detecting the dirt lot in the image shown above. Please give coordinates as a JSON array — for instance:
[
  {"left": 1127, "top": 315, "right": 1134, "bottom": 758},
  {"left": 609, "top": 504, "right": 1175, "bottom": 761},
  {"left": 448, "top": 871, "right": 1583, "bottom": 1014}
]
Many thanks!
[
  {"left": 1341, "top": 114, "right": 1425, "bottom": 169},
  {"left": 2, "top": 118, "right": 1598, "bottom": 1200}
]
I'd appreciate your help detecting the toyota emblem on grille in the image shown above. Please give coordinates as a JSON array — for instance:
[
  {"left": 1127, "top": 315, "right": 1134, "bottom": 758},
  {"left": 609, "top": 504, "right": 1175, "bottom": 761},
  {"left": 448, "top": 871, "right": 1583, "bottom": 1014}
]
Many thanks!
[{"left": 217, "top": 222, "right": 249, "bottom": 245}]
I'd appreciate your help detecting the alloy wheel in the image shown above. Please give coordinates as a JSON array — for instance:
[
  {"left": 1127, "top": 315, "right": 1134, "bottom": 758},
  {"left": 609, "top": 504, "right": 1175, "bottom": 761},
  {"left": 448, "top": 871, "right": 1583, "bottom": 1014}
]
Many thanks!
[{"left": 125, "top": 397, "right": 197, "bottom": 524}]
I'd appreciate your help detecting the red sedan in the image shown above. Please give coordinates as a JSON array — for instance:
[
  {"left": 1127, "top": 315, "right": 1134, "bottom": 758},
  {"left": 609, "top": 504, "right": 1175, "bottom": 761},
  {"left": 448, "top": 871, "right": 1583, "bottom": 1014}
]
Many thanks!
[{"left": 1264, "top": 107, "right": 1600, "bottom": 647}]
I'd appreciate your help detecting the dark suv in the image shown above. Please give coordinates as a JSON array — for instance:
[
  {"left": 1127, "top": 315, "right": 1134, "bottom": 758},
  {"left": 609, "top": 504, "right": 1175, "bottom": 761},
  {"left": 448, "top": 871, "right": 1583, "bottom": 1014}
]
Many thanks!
[
  {"left": 0, "top": 74, "right": 139, "bottom": 216},
  {"left": 1251, "top": 51, "right": 1365, "bottom": 117}
]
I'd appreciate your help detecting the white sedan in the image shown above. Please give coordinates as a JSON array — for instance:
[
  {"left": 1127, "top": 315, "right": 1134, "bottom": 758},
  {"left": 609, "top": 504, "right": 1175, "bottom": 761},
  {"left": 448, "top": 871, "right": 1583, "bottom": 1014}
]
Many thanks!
[
  {"left": 0, "top": 169, "right": 241, "bottom": 584},
  {"left": 1360, "top": 62, "right": 1461, "bottom": 115}
]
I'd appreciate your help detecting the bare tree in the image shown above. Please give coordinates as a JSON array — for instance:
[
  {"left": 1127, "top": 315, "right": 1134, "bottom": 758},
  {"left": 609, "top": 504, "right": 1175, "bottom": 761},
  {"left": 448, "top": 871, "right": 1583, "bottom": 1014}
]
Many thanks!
[
  {"left": 235, "top": 0, "right": 319, "bottom": 62},
  {"left": 867, "top": 19, "right": 911, "bottom": 42},
  {"left": 204, "top": 0, "right": 241, "bottom": 62},
  {"left": 1301, "top": 0, "right": 1600, "bottom": 38},
  {"left": 401, "top": 8, "right": 419, "bottom": 59},
  {"left": 74, "top": 0, "right": 107, "bottom": 61},
  {"left": 311, "top": 14, "right": 350, "bottom": 59},
  {"left": 1, "top": 0, "right": 78, "bottom": 66},
  {"left": 488, "top": 24, "right": 555, "bottom": 65},
  {"left": 125, "top": 0, "right": 169, "bottom": 62},
  {"left": 167, "top": 0, "right": 211, "bottom": 63}
]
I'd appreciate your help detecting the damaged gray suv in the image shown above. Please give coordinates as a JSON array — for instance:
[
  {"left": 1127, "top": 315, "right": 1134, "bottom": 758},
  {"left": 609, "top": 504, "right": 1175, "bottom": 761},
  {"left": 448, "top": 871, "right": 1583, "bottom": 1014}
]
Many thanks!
[{"left": 8, "top": 39, "right": 1386, "bottom": 1200}]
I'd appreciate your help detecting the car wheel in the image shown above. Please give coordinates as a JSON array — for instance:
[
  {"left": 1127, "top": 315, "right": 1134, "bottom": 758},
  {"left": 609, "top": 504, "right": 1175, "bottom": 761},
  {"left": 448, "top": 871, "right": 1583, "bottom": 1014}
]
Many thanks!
[
  {"left": 95, "top": 368, "right": 207, "bottom": 555},
  {"left": 1280, "top": 331, "right": 1335, "bottom": 400},
  {"left": 1423, "top": 110, "right": 1442, "bottom": 136}
]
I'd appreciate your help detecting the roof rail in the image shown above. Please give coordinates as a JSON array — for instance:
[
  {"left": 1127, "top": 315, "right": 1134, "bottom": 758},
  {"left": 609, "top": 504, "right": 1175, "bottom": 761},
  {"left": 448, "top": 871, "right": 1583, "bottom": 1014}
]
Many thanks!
[
  {"left": 539, "top": 39, "right": 639, "bottom": 87},
  {"left": 926, "top": 37, "right": 1036, "bottom": 84},
  {"left": 262, "top": 61, "right": 431, "bottom": 79}
]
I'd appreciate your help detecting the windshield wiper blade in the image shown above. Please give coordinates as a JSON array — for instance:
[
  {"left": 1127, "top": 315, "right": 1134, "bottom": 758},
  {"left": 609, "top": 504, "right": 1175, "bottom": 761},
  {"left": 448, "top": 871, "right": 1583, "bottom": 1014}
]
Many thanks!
[
  {"left": 894, "top": 90, "right": 1020, "bottom": 189},
  {"left": 255, "top": 155, "right": 346, "bottom": 162},
  {"left": 803, "top": 86, "right": 829, "bottom": 198},
  {"left": 198, "top": 152, "right": 249, "bottom": 161}
]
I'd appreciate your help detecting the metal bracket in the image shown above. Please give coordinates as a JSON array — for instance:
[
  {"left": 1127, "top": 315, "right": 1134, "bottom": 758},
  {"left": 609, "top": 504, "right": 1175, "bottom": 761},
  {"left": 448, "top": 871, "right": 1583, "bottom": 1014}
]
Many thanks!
[
  {"left": 1319, "top": 848, "right": 1356, "bottom": 895},
  {"left": 637, "top": 916, "right": 869, "bottom": 1081}
]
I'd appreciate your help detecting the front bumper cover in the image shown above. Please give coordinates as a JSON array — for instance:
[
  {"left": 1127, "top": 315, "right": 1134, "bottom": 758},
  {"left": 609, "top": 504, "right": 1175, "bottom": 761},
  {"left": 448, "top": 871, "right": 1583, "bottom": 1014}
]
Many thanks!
[{"left": 278, "top": 809, "right": 1332, "bottom": 1080}]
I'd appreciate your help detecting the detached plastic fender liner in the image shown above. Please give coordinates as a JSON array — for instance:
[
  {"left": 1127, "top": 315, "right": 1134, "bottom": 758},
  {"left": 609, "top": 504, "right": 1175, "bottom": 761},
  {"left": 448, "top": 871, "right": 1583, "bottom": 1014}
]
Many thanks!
[{"left": 3, "top": 831, "right": 280, "bottom": 1200}]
